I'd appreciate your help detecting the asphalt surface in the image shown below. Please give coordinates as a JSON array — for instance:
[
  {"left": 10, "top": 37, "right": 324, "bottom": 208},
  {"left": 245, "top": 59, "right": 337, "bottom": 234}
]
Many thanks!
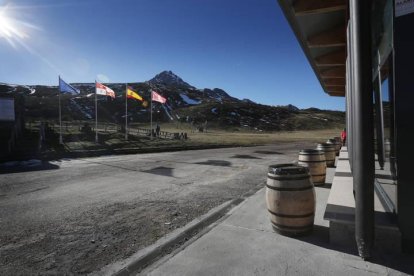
[{"left": 0, "top": 142, "right": 312, "bottom": 274}]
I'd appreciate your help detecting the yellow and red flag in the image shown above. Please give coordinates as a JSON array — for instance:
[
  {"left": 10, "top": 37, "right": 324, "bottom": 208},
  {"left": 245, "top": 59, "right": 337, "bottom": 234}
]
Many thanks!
[{"left": 126, "top": 87, "right": 143, "bottom": 101}]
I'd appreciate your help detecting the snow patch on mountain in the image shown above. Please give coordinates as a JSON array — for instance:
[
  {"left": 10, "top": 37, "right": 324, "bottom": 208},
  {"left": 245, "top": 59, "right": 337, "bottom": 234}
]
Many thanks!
[
  {"left": 70, "top": 99, "right": 93, "bottom": 119},
  {"left": 161, "top": 104, "right": 174, "bottom": 120},
  {"left": 0, "top": 83, "right": 36, "bottom": 94},
  {"left": 180, "top": 93, "right": 201, "bottom": 105}
]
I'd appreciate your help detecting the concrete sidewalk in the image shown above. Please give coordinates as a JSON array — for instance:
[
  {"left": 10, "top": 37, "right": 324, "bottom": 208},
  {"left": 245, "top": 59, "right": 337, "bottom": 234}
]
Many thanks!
[{"left": 144, "top": 168, "right": 414, "bottom": 276}]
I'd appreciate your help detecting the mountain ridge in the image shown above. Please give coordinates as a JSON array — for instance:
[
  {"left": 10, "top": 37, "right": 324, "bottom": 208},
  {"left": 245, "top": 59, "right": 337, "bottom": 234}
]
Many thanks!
[{"left": 0, "top": 71, "right": 345, "bottom": 131}]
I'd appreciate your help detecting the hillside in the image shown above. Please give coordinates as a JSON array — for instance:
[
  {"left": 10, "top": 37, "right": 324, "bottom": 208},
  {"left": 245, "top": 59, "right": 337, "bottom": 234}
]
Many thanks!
[{"left": 0, "top": 71, "right": 345, "bottom": 131}]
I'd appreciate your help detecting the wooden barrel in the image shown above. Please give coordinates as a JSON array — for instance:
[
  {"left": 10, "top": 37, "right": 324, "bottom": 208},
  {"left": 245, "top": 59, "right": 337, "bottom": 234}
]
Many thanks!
[
  {"left": 326, "top": 139, "right": 341, "bottom": 156},
  {"left": 385, "top": 138, "right": 390, "bottom": 158},
  {"left": 266, "top": 164, "right": 315, "bottom": 236},
  {"left": 298, "top": 149, "right": 326, "bottom": 186},
  {"left": 316, "top": 143, "right": 336, "bottom": 167},
  {"left": 334, "top": 136, "right": 343, "bottom": 148}
]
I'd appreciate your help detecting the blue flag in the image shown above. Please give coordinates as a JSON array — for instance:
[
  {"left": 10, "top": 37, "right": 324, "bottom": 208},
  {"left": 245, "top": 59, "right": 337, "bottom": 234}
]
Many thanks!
[{"left": 59, "top": 77, "right": 80, "bottom": 94}]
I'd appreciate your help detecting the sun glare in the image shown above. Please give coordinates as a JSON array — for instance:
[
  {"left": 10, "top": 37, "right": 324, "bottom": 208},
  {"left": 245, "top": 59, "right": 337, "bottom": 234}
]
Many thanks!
[
  {"left": 0, "top": 13, "right": 27, "bottom": 39},
  {"left": 0, "top": 4, "right": 37, "bottom": 47}
]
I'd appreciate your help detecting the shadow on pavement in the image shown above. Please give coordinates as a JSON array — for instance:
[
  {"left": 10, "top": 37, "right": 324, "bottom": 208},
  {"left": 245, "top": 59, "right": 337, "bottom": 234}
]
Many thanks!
[
  {"left": 142, "top": 166, "right": 175, "bottom": 177},
  {"left": 0, "top": 160, "right": 60, "bottom": 174},
  {"left": 77, "top": 159, "right": 143, "bottom": 172},
  {"left": 195, "top": 160, "right": 232, "bottom": 167},
  {"left": 295, "top": 224, "right": 414, "bottom": 275},
  {"left": 254, "top": 150, "right": 284, "bottom": 155},
  {"left": 231, "top": 154, "right": 261, "bottom": 159},
  {"left": 316, "top": 183, "right": 332, "bottom": 189}
]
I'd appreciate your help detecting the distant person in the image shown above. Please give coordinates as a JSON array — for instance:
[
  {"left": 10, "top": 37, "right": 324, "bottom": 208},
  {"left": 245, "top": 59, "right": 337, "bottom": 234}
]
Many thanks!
[
  {"left": 156, "top": 124, "right": 160, "bottom": 137},
  {"left": 341, "top": 128, "right": 347, "bottom": 145}
]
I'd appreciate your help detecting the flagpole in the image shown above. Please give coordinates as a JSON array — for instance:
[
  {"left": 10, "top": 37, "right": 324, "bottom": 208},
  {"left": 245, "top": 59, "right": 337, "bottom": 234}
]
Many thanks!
[
  {"left": 150, "top": 90, "right": 153, "bottom": 140},
  {"left": 125, "top": 84, "right": 128, "bottom": 140},
  {"left": 58, "top": 76, "right": 63, "bottom": 144},
  {"left": 95, "top": 80, "right": 98, "bottom": 143}
]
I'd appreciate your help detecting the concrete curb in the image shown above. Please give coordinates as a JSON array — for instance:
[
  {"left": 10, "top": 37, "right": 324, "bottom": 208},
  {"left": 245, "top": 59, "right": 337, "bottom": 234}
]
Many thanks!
[
  {"left": 96, "top": 184, "right": 264, "bottom": 276},
  {"left": 39, "top": 144, "right": 256, "bottom": 162}
]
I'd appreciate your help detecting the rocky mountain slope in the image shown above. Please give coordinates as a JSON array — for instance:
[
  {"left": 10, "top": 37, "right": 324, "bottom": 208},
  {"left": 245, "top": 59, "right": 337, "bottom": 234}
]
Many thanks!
[{"left": 0, "top": 71, "right": 345, "bottom": 131}]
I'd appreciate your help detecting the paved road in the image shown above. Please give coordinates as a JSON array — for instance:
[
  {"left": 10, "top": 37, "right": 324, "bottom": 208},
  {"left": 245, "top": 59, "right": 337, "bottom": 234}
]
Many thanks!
[{"left": 0, "top": 142, "right": 312, "bottom": 274}]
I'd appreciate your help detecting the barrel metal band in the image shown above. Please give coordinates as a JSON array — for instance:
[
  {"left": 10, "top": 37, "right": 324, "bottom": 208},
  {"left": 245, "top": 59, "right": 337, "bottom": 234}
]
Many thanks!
[
  {"left": 267, "top": 175, "right": 310, "bottom": 181},
  {"left": 298, "top": 160, "right": 326, "bottom": 163},
  {"left": 311, "top": 173, "right": 326, "bottom": 177},
  {"left": 265, "top": 184, "right": 313, "bottom": 192},
  {"left": 299, "top": 152, "right": 323, "bottom": 155},
  {"left": 267, "top": 209, "right": 314, "bottom": 218}
]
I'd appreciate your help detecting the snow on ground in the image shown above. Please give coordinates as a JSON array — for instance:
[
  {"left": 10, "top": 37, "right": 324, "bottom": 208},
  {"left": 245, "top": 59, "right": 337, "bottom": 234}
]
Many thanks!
[
  {"left": 211, "top": 108, "right": 218, "bottom": 114},
  {"left": 26, "top": 86, "right": 36, "bottom": 94},
  {"left": 161, "top": 104, "right": 174, "bottom": 120},
  {"left": 0, "top": 84, "right": 36, "bottom": 94},
  {"left": 180, "top": 93, "right": 201, "bottom": 105},
  {"left": 70, "top": 99, "right": 93, "bottom": 119},
  {"left": 311, "top": 116, "right": 328, "bottom": 121},
  {"left": 215, "top": 96, "right": 222, "bottom": 102}
]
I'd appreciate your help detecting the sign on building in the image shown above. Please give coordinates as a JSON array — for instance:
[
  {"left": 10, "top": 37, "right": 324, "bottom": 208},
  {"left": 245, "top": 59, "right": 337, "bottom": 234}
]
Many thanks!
[
  {"left": 396, "top": 0, "right": 414, "bottom": 17},
  {"left": 0, "top": 98, "right": 15, "bottom": 121}
]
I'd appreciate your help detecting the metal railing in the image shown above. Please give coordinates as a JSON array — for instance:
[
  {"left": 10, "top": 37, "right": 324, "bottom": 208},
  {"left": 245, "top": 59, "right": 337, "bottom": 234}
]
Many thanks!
[{"left": 25, "top": 121, "right": 188, "bottom": 141}]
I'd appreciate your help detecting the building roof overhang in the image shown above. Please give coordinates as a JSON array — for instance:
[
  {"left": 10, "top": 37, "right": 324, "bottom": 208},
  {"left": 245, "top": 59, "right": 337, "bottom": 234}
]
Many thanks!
[{"left": 277, "top": 0, "right": 348, "bottom": 97}]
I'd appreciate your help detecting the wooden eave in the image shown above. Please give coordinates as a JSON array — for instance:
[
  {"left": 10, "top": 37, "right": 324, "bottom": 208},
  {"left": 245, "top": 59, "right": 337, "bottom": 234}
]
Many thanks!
[
  {"left": 294, "top": 0, "right": 347, "bottom": 16},
  {"left": 308, "top": 25, "right": 346, "bottom": 48},
  {"left": 315, "top": 50, "right": 346, "bottom": 67},
  {"left": 278, "top": 0, "right": 348, "bottom": 97}
]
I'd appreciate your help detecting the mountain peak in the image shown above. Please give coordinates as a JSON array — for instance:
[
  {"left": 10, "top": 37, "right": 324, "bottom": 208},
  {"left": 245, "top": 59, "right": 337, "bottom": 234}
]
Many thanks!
[{"left": 148, "top": 70, "right": 194, "bottom": 88}]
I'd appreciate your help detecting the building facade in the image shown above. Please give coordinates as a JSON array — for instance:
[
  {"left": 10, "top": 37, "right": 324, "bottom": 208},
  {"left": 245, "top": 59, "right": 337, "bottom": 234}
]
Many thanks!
[{"left": 277, "top": 0, "right": 414, "bottom": 258}]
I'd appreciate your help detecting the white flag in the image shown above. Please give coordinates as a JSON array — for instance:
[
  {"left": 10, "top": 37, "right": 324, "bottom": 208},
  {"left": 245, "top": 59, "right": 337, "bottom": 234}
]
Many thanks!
[{"left": 96, "top": 82, "right": 115, "bottom": 98}]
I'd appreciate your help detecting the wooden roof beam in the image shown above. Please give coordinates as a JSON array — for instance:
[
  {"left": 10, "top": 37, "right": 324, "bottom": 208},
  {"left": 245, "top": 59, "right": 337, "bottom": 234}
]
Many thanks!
[
  {"left": 308, "top": 25, "right": 346, "bottom": 48},
  {"left": 328, "top": 91, "right": 345, "bottom": 97},
  {"left": 324, "top": 78, "right": 345, "bottom": 86},
  {"left": 326, "top": 86, "right": 345, "bottom": 94},
  {"left": 294, "top": 0, "right": 347, "bottom": 16},
  {"left": 326, "top": 85, "right": 345, "bottom": 91},
  {"left": 320, "top": 67, "right": 346, "bottom": 79},
  {"left": 315, "top": 50, "right": 346, "bottom": 67},
  {"left": 329, "top": 92, "right": 345, "bottom": 97}
]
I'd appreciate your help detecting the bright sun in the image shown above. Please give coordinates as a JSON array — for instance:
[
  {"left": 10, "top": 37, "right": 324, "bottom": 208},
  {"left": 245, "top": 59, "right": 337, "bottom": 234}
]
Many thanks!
[
  {"left": 0, "top": 10, "right": 27, "bottom": 39},
  {"left": 0, "top": 4, "right": 40, "bottom": 49}
]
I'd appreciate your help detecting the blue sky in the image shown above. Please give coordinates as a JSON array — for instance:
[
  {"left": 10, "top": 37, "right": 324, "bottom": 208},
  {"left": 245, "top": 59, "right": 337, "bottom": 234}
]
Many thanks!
[{"left": 0, "top": 0, "right": 345, "bottom": 110}]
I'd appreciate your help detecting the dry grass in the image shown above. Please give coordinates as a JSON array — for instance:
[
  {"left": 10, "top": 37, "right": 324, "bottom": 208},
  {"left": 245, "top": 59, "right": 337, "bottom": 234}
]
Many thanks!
[
  {"left": 36, "top": 121, "right": 342, "bottom": 157},
  {"left": 130, "top": 123, "right": 342, "bottom": 146},
  {"left": 187, "top": 129, "right": 342, "bottom": 146}
]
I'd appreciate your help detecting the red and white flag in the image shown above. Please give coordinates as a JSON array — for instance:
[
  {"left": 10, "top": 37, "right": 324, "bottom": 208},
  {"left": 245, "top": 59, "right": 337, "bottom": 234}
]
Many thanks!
[
  {"left": 96, "top": 82, "right": 115, "bottom": 98},
  {"left": 151, "top": 91, "right": 166, "bottom": 104}
]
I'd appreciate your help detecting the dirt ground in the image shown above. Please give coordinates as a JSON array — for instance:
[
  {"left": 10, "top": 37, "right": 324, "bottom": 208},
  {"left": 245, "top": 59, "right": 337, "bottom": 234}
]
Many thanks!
[
  {"left": 2, "top": 198, "right": 227, "bottom": 274},
  {"left": 0, "top": 142, "right": 316, "bottom": 274}
]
